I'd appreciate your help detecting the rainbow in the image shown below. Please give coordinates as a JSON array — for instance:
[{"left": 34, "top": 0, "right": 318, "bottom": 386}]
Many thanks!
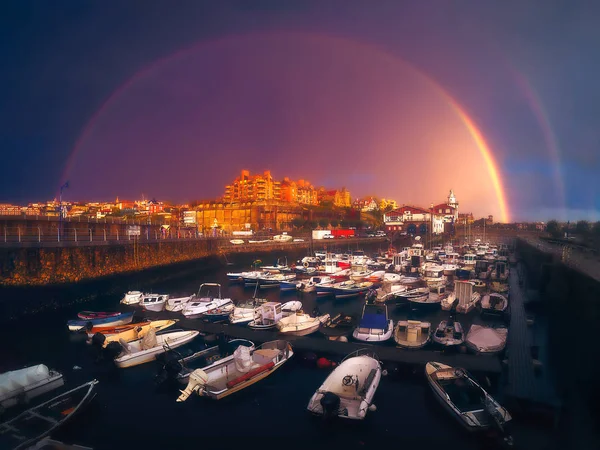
[{"left": 62, "top": 31, "right": 510, "bottom": 222}]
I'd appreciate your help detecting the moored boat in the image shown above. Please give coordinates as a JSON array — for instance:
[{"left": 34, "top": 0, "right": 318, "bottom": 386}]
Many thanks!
[
  {"left": 0, "top": 380, "right": 98, "bottom": 450},
  {"left": 480, "top": 293, "right": 509, "bottom": 318},
  {"left": 352, "top": 303, "right": 393, "bottom": 342},
  {"left": 165, "top": 294, "right": 196, "bottom": 312},
  {"left": 277, "top": 311, "right": 330, "bottom": 336},
  {"left": 331, "top": 280, "right": 374, "bottom": 299},
  {"left": 77, "top": 311, "right": 120, "bottom": 320},
  {"left": 140, "top": 293, "right": 169, "bottom": 312},
  {"left": 307, "top": 349, "right": 382, "bottom": 420},
  {"left": 425, "top": 362, "right": 513, "bottom": 445},
  {"left": 120, "top": 290, "right": 143, "bottom": 305},
  {"left": 229, "top": 298, "right": 269, "bottom": 325},
  {"left": 432, "top": 318, "right": 465, "bottom": 347},
  {"left": 90, "top": 319, "right": 177, "bottom": 348},
  {"left": 86, "top": 320, "right": 152, "bottom": 337},
  {"left": 109, "top": 329, "right": 200, "bottom": 368},
  {"left": 0, "top": 365, "right": 64, "bottom": 410},
  {"left": 67, "top": 311, "right": 134, "bottom": 332},
  {"left": 465, "top": 325, "right": 508, "bottom": 355},
  {"left": 181, "top": 283, "right": 233, "bottom": 319},
  {"left": 319, "top": 313, "right": 357, "bottom": 341},
  {"left": 177, "top": 340, "right": 293, "bottom": 401},
  {"left": 393, "top": 320, "right": 431, "bottom": 349}
]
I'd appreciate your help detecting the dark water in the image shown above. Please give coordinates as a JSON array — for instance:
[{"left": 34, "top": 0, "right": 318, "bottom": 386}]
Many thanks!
[{"left": 0, "top": 251, "right": 556, "bottom": 450}]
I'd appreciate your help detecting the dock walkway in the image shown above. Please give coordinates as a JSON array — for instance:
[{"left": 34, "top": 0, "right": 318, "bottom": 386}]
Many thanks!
[{"left": 144, "top": 312, "right": 502, "bottom": 374}]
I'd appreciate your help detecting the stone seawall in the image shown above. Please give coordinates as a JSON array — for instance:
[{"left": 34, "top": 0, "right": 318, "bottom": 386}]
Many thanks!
[
  {"left": 516, "top": 238, "right": 600, "bottom": 426},
  {"left": 0, "top": 237, "right": 386, "bottom": 286}
]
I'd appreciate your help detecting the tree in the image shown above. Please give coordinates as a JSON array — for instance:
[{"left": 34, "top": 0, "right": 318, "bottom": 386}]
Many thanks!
[
  {"left": 330, "top": 219, "right": 339, "bottom": 228},
  {"left": 291, "top": 217, "right": 304, "bottom": 229},
  {"left": 593, "top": 221, "right": 600, "bottom": 236},
  {"left": 306, "top": 220, "right": 318, "bottom": 230},
  {"left": 576, "top": 220, "right": 590, "bottom": 235},
  {"left": 318, "top": 218, "right": 329, "bottom": 229},
  {"left": 546, "top": 220, "right": 561, "bottom": 238}
]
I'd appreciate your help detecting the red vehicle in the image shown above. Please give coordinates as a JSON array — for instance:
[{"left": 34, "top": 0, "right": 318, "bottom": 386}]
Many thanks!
[{"left": 330, "top": 229, "right": 355, "bottom": 239}]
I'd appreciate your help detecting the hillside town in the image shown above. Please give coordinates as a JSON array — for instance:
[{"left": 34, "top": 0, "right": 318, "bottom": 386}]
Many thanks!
[{"left": 0, "top": 169, "right": 545, "bottom": 236}]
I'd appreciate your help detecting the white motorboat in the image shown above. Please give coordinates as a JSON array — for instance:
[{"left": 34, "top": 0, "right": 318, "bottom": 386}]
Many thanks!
[
  {"left": 277, "top": 311, "right": 330, "bottom": 336},
  {"left": 393, "top": 320, "right": 431, "bottom": 349},
  {"left": 421, "top": 263, "right": 445, "bottom": 288},
  {"left": 181, "top": 283, "right": 233, "bottom": 319},
  {"left": 0, "top": 365, "right": 64, "bottom": 410},
  {"left": 371, "top": 281, "right": 408, "bottom": 304},
  {"left": 432, "top": 318, "right": 465, "bottom": 347},
  {"left": 465, "top": 325, "right": 508, "bottom": 355},
  {"left": 140, "top": 293, "right": 169, "bottom": 312},
  {"left": 442, "top": 264, "right": 458, "bottom": 276},
  {"left": 111, "top": 329, "right": 200, "bottom": 368},
  {"left": 177, "top": 340, "right": 293, "bottom": 401},
  {"left": 352, "top": 303, "right": 393, "bottom": 342},
  {"left": 382, "top": 273, "right": 401, "bottom": 283},
  {"left": 366, "top": 270, "right": 386, "bottom": 282},
  {"left": 307, "top": 350, "right": 382, "bottom": 420},
  {"left": 120, "top": 290, "right": 143, "bottom": 305},
  {"left": 165, "top": 294, "right": 196, "bottom": 312},
  {"left": 247, "top": 301, "right": 302, "bottom": 330},
  {"left": 229, "top": 298, "right": 269, "bottom": 325},
  {"left": 425, "top": 362, "right": 513, "bottom": 444}
]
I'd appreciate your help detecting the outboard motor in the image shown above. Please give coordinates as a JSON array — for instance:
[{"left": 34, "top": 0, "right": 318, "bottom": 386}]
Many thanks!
[
  {"left": 320, "top": 392, "right": 341, "bottom": 420},
  {"left": 155, "top": 351, "right": 184, "bottom": 384},
  {"left": 91, "top": 332, "right": 106, "bottom": 348},
  {"left": 104, "top": 341, "right": 124, "bottom": 360}
]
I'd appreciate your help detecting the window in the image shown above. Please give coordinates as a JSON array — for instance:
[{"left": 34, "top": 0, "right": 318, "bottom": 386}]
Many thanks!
[{"left": 446, "top": 208, "right": 450, "bottom": 214}]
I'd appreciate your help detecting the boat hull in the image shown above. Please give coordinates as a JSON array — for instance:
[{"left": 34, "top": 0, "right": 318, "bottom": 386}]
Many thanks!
[
  {"left": 140, "top": 302, "right": 166, "bottom": 312},
  {"left": 352, "top": 320, "right": 394, "bottom": 342},
  {"left": 0, "top": 371, "right": 64, "bottom": 410},
  {"left": 67, "top": 312, "right": 134, "bottom": 332},
  {"left": 115, "top": 331, "right": 199, "bottom": 368}
]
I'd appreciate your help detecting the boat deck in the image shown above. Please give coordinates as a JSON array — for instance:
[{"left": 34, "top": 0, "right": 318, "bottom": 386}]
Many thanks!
[{"left": 502, "top": 266, "right": 562, "bottom": 419}]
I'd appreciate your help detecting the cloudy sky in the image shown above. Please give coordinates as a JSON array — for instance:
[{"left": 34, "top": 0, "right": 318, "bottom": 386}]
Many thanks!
[{"left": 1, "top": 0, "right": 598, "bottom": 222}]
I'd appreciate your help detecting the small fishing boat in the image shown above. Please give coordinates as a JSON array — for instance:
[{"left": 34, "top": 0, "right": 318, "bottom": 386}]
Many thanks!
[
  {"left": 247, "top": 301, "right": 302, "bottom": 330},
  {"left": 67, "top": 311, "right": 134, "bottom": 332},
  {"left": 109, "top": 329, "right": 200, "bottom": 368},
  {"left": 370, "top": 282, "right": 407, "bottom": 304},
  {"left": 393, "top": 320, "right": 431, "bottom": 349},
  {"left": 331, "top": 280, "right": 374, "bottom": 299},
  {"left": 156, "top": 338, "right": 256, "bottom": 385},
  {"left": 432, "top": 317, "right": 465, "bottom": 347},
  {"left": 296, "top": 276, "right": 335, "bottom": 294},
  {"left": 0, "top": 380, "right": 98, "bottom": 450},
  {"left": 90, "top": 320, "right": 177, "bottom": 348},
  {"left": 277, "top": 311, "right": 330, "bottom": 336},
  {"left": 202, "top": 303, "right": 235, "bottom": 322},
  {"left": 120, "top": 290, "right": 143, "bottom": 305},
  {"left": 382, "top": 273, "right": 401, "bottom": 283},
  {"left": 0, "top": 365, "right": 64, "bottom": 410},
  {"left": 352, "top": 303, "right": 393, "bottom": 342},
  {"left": 140, "top": 293, "right": 169, "bottom": 312},
  {"left": 395, "top": 287, "right": 430, "bottom": 305},
  {"left": 307, "top": 349, "right": 381, "bottom": 420},
  {"left": 425, "top": 362, "right": 513, "bottom": 445},
  {"left": 229, "top": 298, "right": 269, "bottom": 325},
  {"left": 85, "top": 320, "right": 152, "bottom": 337},
  {"left": 442, "top": 281, "right": 481, "bottom": 313},
  {"left": 181, "top": 283, "right": 233, "bottom": 319},
  {"left": 165, "top": 294, "right": 196, "bottom": 312},
  {"left": 480, "top": 293, "right": 509, "bottom": 318},
  {"left": 442, "top": 264, "right": 458, "bottom": 276},
  {"left": 319, "top": 313, "right": 357, "bottom": 341},
  {"left": 465, "top": 325, "right": 508, "bottom": 355},
  {"left": 177, "top": 340, "right": 293, "bottom": 401},
  {"left": 77, "top": 311, "right": 120, "bottom": 320}
]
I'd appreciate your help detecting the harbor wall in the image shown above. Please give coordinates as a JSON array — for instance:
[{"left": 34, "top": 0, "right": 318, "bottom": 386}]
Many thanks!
[{"left": 516, "top": 238, "right": 600, "bottom": 424}]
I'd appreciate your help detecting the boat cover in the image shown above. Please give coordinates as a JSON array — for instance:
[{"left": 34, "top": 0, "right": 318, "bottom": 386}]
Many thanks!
[
  {"left": 0, "top": 365, "right": 50, "bottom": 396},
  {"left": 141, "top": 328, "right": 157, "bottom": 350},
  {"left": 359, "top": 314, "right": 387, "bottom": 329},
  {"left": 466, "top": 325, "right": 508, "bottom": 352},
  {"left": 234, "top": 345, "right": 252, "bottom": 373}
]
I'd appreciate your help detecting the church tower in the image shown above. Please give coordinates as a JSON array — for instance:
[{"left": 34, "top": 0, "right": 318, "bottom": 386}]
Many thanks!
[{"left": 447, "top": 189, "right": 458, "bottom": 220}]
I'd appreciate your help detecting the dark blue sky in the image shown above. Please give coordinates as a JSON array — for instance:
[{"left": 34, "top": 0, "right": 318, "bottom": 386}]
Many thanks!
[{"left": 1, "top": 0, "right": 598, "bottom": 221}]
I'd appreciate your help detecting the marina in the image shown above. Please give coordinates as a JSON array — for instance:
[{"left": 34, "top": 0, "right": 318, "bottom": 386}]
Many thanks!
[{"left": 0, "top": 240, "right": 570, "bottom": 449}]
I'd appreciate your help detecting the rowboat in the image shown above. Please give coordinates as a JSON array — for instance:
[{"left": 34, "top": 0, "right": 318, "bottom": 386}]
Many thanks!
[
  {"left": 77, "top": 311, "right": 121, "bottom": 320},
  {"left": 0, "top": 380, "right": 98, "bottom": 450},
  {"left": 90, "top": 320, "right": 178, "bottom": 348},
  {"left": 67, "top": 311, "right": 134, "bottom": 332}
]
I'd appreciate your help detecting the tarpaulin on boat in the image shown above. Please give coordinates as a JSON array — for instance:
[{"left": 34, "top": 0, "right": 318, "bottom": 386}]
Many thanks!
[{"left": 359, "top": 314, "right": 387, "bottom": 329}]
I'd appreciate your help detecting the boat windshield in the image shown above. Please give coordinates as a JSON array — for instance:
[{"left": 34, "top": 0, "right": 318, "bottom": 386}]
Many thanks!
[{"left": 439, "top": 378, "right": 485, "bottom": 412}]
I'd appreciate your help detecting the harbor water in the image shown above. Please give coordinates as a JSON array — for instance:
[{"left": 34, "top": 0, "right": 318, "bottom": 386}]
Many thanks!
[{"left": 0, "top": 250, "right": 557, "bottom": 449}]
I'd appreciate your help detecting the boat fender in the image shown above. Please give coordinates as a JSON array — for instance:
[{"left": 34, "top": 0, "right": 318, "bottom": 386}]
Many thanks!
[
  {"left": 368, "top": 404, "right": 377, "bottom": 412},
  {"left": 303, "top": 261, "right": 309, "bottom": 268},
  {"left": 316, "top": 357, "right": 335, "bottom": 369},
  {"left": 382, "top": 369, "right": 388, "bottom": 376}
]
